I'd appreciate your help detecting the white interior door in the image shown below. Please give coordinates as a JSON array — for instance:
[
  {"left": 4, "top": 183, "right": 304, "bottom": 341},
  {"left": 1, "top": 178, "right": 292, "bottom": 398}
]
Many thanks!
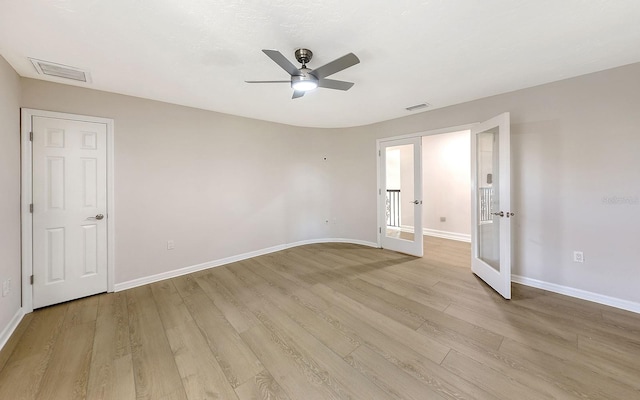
[
  {"left": 379, "top": 137, "right": 423, "bottom": 256},
  {"left": 32, "top": 116, "right": 108, "bottom": 308},
  {"left": 471, "top": 112, "right": 512, "bottom": 299}
]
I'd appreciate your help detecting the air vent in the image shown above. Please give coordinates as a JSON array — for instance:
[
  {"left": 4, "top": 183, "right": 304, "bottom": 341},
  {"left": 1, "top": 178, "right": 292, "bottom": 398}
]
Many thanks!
[
  {"left": 405, "top": 103, "right": 430, "bottom": 112},
  {"left": 29, "top": 58, "right": 91, "bottom": 83}
]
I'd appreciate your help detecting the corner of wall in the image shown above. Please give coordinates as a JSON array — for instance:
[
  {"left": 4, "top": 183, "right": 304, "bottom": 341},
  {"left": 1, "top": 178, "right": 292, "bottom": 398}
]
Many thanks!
[{"left": 0, "top": 55, "right": 24, "bottom": 351}]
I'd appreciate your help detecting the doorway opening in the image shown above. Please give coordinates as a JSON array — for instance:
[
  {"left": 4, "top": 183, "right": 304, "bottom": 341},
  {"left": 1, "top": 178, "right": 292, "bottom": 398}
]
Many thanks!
[
  {"left": 378, "top": 126, "right": 472, "bottom": 260},
  {"left": 377, "top": 113, "right": 513, "bottom": 299},
  {"left": 420, "top": 130, "right": 473, "bottom": 269}
]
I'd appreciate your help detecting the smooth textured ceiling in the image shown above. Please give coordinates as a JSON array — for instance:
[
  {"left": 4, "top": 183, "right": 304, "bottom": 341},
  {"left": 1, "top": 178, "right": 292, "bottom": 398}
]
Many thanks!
[{"left": 1, "top": 1, "right": 640, "bottom": 128}]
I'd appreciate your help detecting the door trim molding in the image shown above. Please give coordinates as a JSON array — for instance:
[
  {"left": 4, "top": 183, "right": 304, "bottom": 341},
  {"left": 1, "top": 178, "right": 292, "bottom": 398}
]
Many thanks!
[{"left": 20, "top": 108, "right": 115, "bottom": 313}]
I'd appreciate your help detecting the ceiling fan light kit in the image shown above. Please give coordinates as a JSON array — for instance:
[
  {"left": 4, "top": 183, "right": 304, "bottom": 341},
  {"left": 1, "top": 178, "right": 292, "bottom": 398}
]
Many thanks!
[
  {"left": 291, "top": 72, "right": 318, "bottom": 91},
  {"left": 246, "top": 48, "right": 360, "bottom": 99}
]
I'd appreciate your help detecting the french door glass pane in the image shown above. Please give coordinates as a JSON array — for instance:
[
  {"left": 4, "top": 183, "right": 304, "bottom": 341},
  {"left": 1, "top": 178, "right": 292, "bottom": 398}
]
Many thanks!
[
  {"left": 385, "top": 144, "right": 414, "bottom": 241},
  {"left": 477, "top": 128, "right": 500, "bottom": 271}
]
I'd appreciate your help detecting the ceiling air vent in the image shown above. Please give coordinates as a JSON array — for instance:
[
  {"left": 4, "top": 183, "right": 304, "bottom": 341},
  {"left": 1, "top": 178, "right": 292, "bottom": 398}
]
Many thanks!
[
  {"left": 29, "top": 58, "right": 91, "bottom": 83},
  {"left": 405, "top": 103, "right": 430, "bottom": 112}
]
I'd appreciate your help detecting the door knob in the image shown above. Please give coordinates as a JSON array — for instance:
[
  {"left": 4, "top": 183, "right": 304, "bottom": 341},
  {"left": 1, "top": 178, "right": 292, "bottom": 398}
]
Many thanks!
[
  {"left": 491, "top": 211, "right": 504, "bottom": 217},
  {"left": 87, "top": 214, "right": 104, "bottom": 220},
  {"left": 410, "top": 200, "right": 422, "bottom": 204}
]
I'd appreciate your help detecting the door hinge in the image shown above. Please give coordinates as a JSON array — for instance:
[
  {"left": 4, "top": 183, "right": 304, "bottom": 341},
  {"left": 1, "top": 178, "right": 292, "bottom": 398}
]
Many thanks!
[
  {"left": 378, "top": 150, "right": 381, "bottom": 156},
  {"left": 29, "top": 132, "right": 33, "bottom": 141},
  {"left": 379, "top": 227, "right": 382, "bottom": 234},
  {"left": 378, "top": 188, "right": 381, "bottom": 195},
  {"left": 30, "top": 275, "right": 34, "bottom": 285},
  {"left": 29, "top": 204, "right": 33, "bottom": 213}
]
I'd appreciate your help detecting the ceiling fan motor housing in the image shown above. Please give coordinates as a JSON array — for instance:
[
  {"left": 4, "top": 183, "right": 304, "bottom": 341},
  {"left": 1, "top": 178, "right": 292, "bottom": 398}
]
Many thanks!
[{"left": 295, "top": 48, "right": 313, "bottom": 65}]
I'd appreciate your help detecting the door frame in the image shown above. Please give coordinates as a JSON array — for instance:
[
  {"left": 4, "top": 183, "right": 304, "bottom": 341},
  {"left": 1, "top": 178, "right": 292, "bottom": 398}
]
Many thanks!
[
  {"left": 376, "top": 124, "right": 473, "bottom": 248},
  {"left": 21, "top": 108, "right": 116, "bottom": 313}
]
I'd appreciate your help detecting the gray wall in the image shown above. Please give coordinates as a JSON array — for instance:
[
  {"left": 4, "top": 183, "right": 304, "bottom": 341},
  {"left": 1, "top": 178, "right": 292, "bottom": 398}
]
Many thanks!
[
  {"left": 332, "top": 62, "right": 640, "bottom": 304},
  {"left": 21, "top": 79, "right": 340, "bottom": 285},
  {"left": 0, "top": 56, "right": 21, "bottom": 337}
]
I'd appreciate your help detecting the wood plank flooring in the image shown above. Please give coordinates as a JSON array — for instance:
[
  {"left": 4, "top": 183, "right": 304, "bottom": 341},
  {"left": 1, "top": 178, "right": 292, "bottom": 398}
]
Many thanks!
[{"left": 1, "top": 236, "right": 639, "bottom": 399}]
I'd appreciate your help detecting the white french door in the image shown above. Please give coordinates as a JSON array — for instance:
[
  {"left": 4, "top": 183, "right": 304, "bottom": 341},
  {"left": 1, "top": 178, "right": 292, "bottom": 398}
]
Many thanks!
[
  {"left": 379, "top": 137, "right": 423, "bottom": 257},
  {"left": 471, "top": 112, "right": 512, "bottom": 299},
  {"left": 31, "top": 115, "right": 109, "bottom": 308}
]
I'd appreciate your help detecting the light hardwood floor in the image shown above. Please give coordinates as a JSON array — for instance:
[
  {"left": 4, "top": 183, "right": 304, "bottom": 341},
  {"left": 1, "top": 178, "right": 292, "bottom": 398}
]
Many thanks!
[{"left": 1, "top": 237, "right": 639, "bottom": 399}]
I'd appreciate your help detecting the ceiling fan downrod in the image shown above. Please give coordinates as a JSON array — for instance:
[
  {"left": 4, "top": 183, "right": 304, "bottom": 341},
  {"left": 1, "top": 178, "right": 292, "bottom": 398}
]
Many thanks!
[{"left": 295, "top": 48, "right": 313, "bottom": 68}]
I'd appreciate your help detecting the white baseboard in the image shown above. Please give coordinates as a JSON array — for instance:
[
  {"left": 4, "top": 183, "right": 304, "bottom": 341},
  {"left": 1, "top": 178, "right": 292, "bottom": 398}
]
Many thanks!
[
  {"left": 399, "top": 225, "right": 471, "bottom": 243},
  {"left": 0, "top": 308, "right": 25, "bottom": 352},
  {"left": 512, "top": 275, "right": 640, "bottom": 314},
  {"left": 114, "top": 238, "right": 379, "bottom": 292},
  {"left": 399, "top": 225, "right": 414, "bottom": 233},
  {"left": 423, "top": 228, "right": 471, "bottom": 243}
]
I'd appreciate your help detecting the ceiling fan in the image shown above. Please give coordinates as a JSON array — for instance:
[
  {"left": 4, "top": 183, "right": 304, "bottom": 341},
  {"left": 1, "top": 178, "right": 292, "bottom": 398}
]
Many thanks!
[{"left": 246, "top": 48, "right": 360, "bottom": 99}]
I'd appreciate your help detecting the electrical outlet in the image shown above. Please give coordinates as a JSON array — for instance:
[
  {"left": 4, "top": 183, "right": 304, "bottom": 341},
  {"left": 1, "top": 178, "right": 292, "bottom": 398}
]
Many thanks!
[
  {"left": 573, "top": 251, "right": 584, "bottom": 263},
  {"left": 167, "top": 240, "right": 175, "bottom": 250}
]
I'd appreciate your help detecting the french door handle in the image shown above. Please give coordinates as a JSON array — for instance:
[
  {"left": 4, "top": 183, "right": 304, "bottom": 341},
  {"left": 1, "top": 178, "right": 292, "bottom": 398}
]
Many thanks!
[
  {"left": 410, "top": 200, "right": 422, "bottom": 204},
  {"left": 491, "top": 211, "right": 515, "bottom": 218}
]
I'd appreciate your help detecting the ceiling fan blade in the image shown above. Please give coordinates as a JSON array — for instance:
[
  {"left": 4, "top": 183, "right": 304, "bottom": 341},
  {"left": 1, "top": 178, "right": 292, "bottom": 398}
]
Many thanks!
[
  {"left": 317, "top": 78, "right": 354, "bottom": 91},
  {"left": 310, "top": 53, "right": 360, "bottom": 79},
  {"left": 262, "top": 50, "right": 300, "bottom": 76},
  {"left": 245, "top": 80, "right": 291, "bottom": 84},
  {"left": 292, "top": 90, "right": 305, "bottom": 99}
]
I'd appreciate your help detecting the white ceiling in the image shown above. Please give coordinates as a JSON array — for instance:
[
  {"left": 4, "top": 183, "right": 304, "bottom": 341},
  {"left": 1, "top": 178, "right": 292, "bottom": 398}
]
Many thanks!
[{"left": 1, "top": 1, "right": 640, "bottom": 128}]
